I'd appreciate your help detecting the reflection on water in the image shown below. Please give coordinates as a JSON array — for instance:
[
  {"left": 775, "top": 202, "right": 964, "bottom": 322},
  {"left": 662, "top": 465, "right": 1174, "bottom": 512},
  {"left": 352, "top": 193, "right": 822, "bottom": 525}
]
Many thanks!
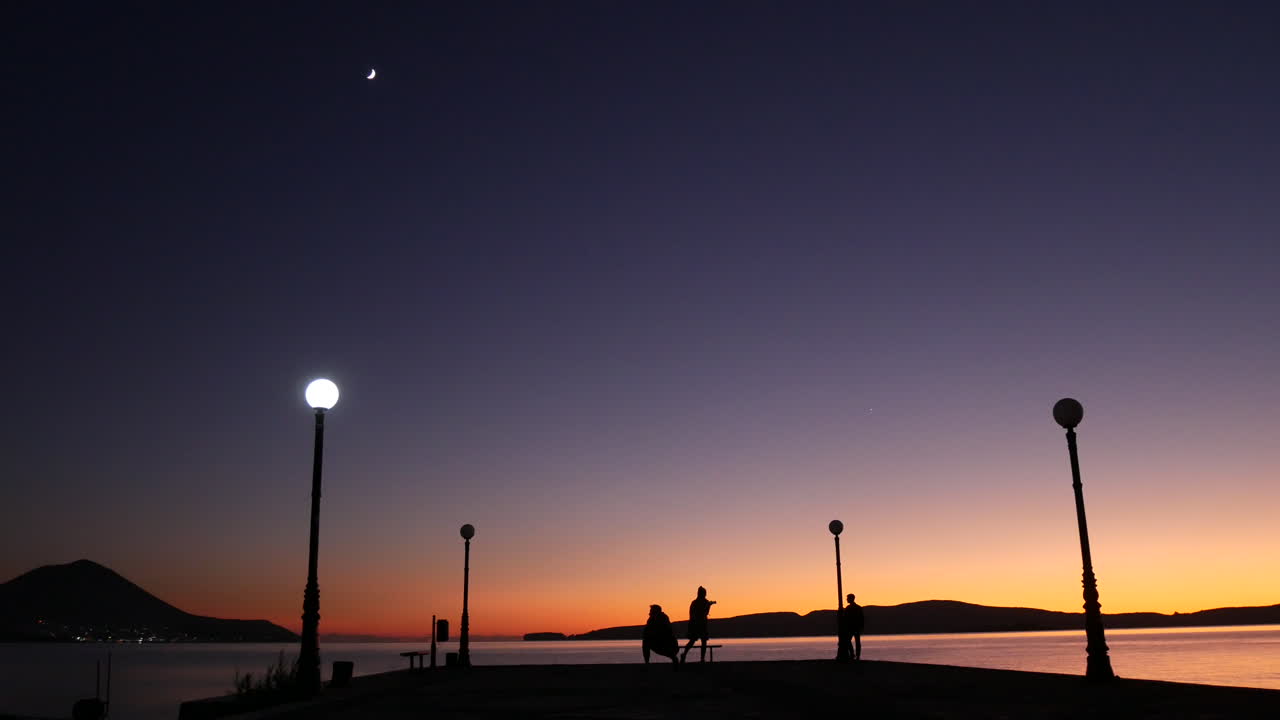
[{"left": 2, "top": 625, "right": 1277, "bottom": 719}]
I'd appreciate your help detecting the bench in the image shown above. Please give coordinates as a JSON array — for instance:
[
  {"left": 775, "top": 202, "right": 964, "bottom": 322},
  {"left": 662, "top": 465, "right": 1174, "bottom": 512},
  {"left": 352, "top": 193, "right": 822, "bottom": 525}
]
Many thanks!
[
  {"left": 683, "top": 644, "right": 723, "bottom": 662},
  {"left": 400, "top": 651, "right": 430, "bottom": 669}
]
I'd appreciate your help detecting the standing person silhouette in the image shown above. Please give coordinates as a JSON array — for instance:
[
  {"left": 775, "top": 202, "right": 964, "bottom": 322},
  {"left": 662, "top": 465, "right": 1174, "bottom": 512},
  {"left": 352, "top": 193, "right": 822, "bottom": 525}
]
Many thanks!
[
  {"left": 846, "top": 593, "right": 865, "bottom": 660},
  {"left": 681, "top": 586, "right": 716, "bottom": 663},
  {"left": 642, "top": 604, "right": 679, "bottom": 669},
  {"left": 837, "top": 598, "right": 854, "bottom": 662}
]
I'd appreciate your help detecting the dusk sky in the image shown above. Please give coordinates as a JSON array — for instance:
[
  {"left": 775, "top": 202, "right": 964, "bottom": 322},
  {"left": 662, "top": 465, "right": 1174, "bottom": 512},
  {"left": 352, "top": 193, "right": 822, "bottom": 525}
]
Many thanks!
[{"left": 4, "top": 2, "right": 1279, "bottom": 638}]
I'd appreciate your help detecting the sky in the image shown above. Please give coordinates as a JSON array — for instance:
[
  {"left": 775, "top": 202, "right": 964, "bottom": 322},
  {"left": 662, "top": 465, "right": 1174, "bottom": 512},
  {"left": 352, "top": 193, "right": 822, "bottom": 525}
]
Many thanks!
[{"left": 3, "top": 1, "right": 1279, "bottom": 638}]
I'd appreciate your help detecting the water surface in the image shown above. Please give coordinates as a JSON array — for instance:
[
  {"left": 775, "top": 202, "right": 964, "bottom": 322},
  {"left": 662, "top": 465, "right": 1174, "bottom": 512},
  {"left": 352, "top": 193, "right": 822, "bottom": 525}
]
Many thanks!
[{"left": 2, "top": 625, "right": 1277, "bottom": 719}]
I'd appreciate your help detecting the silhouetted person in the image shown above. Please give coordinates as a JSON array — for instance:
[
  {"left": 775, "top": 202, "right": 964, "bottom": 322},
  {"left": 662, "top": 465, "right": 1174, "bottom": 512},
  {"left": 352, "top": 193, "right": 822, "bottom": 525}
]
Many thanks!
[
  {"left": 642, "top": 604, "right": 679, "bottom": 669},
  {"left": 681, "top": 585, "right": 716, "bottom": 663},
  {"left": 837, "top": 604, "right": 853, "bottom": 663},
  {"left": 844, "top": 593, "right": 864, "bottom": 660}
]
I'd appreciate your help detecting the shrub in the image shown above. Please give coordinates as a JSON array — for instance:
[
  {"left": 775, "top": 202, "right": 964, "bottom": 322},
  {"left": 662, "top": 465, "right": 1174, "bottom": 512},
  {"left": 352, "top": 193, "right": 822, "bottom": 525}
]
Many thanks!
[{"left": 231, "top": 651, "right": 300, "bottom": 699}]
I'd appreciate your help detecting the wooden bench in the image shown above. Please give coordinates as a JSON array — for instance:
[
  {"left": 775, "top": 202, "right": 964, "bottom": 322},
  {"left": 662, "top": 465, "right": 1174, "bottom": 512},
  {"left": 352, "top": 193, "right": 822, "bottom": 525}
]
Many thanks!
[
  {"left": 683, "top": 644, "right": 723, "bottom": 662},
  {"left": 400, "top": 651, "right": 430, "bottom": 669}
]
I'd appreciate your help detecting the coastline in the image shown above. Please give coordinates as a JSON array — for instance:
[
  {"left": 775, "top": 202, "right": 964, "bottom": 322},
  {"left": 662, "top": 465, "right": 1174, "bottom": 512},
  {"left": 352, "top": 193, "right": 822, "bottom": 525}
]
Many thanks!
[
  {"left": 4, "top": 621, "right": 1279, "bottom": 646},
  {"left": 561, "top": 600, "right": 1280, "bottom": 641},
  {"left": 529, "top": 621, "right": 1280, "bottom": 641}
]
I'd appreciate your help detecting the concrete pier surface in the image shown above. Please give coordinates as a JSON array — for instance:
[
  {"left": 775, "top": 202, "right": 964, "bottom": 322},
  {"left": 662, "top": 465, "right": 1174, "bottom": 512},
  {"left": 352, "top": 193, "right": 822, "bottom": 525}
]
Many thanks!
[{"left": 187, "top": 660, "right": 1280, "bottom": 719}]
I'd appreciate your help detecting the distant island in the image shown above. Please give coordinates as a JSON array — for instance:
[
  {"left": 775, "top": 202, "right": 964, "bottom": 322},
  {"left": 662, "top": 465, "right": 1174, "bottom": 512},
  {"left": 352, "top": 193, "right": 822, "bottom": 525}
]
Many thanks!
[
  {"left": 523, "top": 631, "right": 568, "bottom": 641},
  {"left": 0, "top": 559, "right": 298, "bottom": 642},
  {"left": 531, "top": 600, "right": 1280, "bottom": 640}
]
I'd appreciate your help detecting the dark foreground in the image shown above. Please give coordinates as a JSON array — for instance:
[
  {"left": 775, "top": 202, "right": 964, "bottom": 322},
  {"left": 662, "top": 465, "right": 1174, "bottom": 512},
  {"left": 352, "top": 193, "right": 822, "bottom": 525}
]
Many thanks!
[{"left": 190, "top": 660, "right": 1280, "bottom": 720}]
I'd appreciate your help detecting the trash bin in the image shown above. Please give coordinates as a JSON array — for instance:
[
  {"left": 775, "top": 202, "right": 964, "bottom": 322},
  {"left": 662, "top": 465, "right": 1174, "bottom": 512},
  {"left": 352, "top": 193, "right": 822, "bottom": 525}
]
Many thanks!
[
  {"left": 445, "top": 652, "right": 459, "bottom": 668},
  {"left": 330, "top": 661, "right": 354, "bottom": 688}
]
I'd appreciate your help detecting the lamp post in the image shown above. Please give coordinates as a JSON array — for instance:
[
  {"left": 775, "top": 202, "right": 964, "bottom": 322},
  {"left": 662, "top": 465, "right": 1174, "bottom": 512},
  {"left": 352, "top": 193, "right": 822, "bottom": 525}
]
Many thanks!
[
  {"left": 430, "top": 613, "right": 438, "bottom": 669},
  {"left": 1053, "top": 398, "right": 1115, "bottom": 681},
  {"left": 829, "top": 520, "right": 844, "bottom": 659},
  {"left": 299, "top": 378, "right": 339, "bottom": 695},
  {"left": 459, "top": 523, "right": 475, "bottom": 668}
]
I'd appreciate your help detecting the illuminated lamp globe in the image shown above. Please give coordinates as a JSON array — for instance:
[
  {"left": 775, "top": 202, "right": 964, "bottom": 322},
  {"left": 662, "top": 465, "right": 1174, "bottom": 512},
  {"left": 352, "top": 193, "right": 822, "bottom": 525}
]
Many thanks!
[
  {"left": 460, "top": 524, "right": 475, "bottom": 540},
  {"left": 1053, "top": 398, "right": 1084, "bottom": 429},
  {"left": 829, "top": 519, "right": 843, "bottom": 536},
  {"left": 305, "top": 379, "right": 340, "bottom": 410}
]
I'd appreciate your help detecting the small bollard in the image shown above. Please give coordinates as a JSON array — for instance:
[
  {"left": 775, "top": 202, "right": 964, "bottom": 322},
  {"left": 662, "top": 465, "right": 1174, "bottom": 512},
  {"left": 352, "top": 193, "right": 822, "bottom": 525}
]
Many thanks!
[{"left": 330, "top": 661, "right": 354, "bottom": 688}]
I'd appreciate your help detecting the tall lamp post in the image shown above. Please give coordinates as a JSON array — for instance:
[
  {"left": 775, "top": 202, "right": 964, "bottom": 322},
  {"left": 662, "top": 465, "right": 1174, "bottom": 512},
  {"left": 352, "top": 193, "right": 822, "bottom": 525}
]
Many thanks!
[
  {"left": 1053, "top": 398, "right": 1115, "bottom": 681},
  {"left": 459, "top": 523, "right": 475, "bottom": 668},
  {"left": 829, "top": 520, "right": 844, "bottom": 659},
  {"left": 299, "top": 378, "right": 339, "bottom": 695}
]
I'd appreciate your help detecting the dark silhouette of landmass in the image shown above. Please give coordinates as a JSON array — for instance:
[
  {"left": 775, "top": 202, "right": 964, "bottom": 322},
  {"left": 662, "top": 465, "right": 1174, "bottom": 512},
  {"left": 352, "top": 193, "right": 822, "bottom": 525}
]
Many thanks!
[
  {"left": 321, "top": 633, "right": 423, "bottom": 643},
  {"left": 523, "top": 631, "right": 568, "bottom": 641},
  {"left": 0, "top": 559, "right": 297, "bottom": 642},
  {"left": 563, "top": 600, "right": 1280, "bottom": 640}
]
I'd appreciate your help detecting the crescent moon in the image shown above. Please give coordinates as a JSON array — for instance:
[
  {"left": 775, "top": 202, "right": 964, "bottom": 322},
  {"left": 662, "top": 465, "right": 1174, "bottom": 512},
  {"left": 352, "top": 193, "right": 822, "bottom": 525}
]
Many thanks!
[{"left": 366, "top": 68, "right": 376, "bottom": 80}]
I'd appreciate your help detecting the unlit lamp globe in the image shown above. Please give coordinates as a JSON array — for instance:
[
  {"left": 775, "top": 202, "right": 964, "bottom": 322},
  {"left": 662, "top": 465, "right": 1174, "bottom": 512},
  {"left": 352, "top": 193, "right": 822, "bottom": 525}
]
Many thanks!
[
  {"left": 829, "top": 520, "right": 844, "bottom": 536},
  {"left": 460, "top": 524, "right": 475, "bottom": 540},
  {"left": 306, "top": 379, "right": 340, "bottom": 410},
  {"left": 1053, "top": 398, "right": 1084, "bottom": 429}
]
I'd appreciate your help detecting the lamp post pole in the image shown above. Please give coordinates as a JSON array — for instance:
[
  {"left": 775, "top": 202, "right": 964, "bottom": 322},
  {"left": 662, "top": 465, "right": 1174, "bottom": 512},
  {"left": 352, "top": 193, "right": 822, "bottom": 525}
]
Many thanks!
[
  {"left": 299, "top": 379, "right": 339, "bottom": 696},
  {"left": 459, "top": 524, "right": 475, "bottom": 667},
  {"left": 829, "top": 520, "right": 844, "bottom": 659},
  {"left": 1053, "top": 398, "right": 1115, "bottom": 681}
]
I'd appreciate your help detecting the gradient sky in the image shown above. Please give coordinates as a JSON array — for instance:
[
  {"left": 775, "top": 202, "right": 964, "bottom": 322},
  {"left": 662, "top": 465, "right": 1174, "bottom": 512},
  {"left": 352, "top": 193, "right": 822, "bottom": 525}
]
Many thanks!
[{"left": 4, "top": 1, "right": 1279, "bottom": 638}]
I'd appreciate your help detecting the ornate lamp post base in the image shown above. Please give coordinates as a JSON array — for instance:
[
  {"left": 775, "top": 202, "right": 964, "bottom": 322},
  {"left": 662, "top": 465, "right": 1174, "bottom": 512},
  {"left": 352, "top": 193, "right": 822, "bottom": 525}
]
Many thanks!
[
  {"left": 299, "top": 583, "right": 321, "bottom": 694},
  {"left": 1082, "top": 572, "right": 1115, "bottom": 681}
]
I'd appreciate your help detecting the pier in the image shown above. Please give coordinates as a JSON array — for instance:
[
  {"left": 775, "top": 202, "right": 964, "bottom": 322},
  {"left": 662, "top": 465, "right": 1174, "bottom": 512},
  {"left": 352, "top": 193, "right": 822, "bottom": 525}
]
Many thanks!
[{"left": 179, "top": 660, "right": 1280, "bottom": 719}]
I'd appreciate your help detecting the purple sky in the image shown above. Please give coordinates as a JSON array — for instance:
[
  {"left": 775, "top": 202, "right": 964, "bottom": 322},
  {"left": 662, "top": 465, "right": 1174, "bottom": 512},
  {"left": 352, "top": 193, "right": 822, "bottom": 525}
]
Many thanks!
[{"left": 4, "top": 2, "right": 1279, "bottom": 635}]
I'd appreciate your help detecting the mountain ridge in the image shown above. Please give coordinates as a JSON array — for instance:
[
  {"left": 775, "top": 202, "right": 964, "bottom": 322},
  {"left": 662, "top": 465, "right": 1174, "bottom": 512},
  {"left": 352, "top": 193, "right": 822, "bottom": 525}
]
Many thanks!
[
  {"left": 541, "top": 599, "right": 1280, "bottom": 640},
  {"left": 0, "top": 559, "right": 297, "bottom": 642}
]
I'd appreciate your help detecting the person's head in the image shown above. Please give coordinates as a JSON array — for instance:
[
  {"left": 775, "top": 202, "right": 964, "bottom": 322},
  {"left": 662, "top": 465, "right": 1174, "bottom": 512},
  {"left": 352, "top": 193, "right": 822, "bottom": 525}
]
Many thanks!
[
  {"left": 847, "top": 593, "right": 856, "bottom": 605},
  {"left": 697, "top": 586, "right": 707, "bottom": 598},
  {"left": 650, "top": 604, "right": 662, "bottom": 616}
]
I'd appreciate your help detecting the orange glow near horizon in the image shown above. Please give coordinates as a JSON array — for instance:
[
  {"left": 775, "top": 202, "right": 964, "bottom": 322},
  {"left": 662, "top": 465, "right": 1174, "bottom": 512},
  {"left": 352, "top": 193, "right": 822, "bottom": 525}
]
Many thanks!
[
  {"left": 6, "top": 390, "right": 1278, "bottom": 639},
  {"left": 126, "top": 477, "right": 1280, "bottom": 638}
]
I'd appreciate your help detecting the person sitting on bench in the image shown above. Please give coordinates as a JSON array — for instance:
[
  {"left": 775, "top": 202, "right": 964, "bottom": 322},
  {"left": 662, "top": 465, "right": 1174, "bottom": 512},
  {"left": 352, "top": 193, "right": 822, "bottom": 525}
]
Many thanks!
[{"left": 642, "top": 604, "right": 679, "bottom": 670}]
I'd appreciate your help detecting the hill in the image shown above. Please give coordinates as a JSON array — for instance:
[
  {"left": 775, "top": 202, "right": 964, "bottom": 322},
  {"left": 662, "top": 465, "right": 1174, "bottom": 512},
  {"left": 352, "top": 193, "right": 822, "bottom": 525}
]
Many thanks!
[
  {"left": 0, "top": 559, "right": 297, "bottom": 642},
  {"left": 566, "top": 599, "right": 1280, "bottom": 640},
  {"left": 523, "top": 631, "right": 569, "bottom": 641}
]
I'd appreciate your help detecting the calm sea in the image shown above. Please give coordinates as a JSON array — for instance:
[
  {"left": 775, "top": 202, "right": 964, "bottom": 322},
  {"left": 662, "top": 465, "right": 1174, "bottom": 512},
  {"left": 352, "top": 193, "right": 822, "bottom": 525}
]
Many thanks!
[{"left": 2, "top": 625, "right": 1278, "bottom": 719}]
